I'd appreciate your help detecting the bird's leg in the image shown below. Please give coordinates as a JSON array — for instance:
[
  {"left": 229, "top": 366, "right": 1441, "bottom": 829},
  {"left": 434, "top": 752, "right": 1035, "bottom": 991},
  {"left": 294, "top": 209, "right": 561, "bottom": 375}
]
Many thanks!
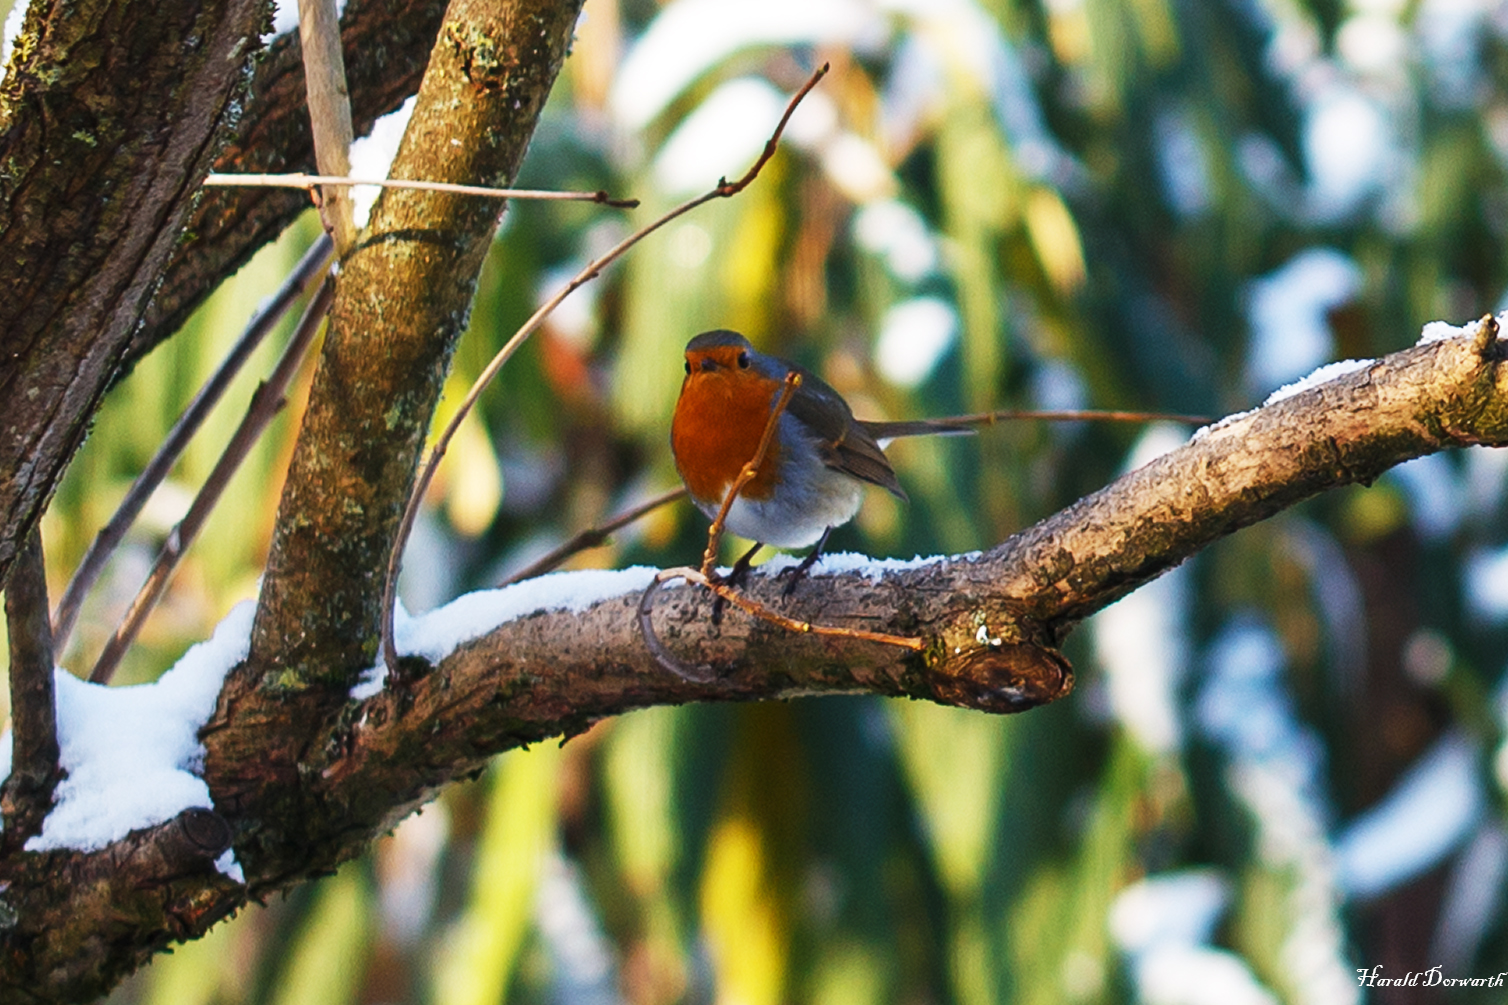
[
  {"left": 780, "top": 526, "right": 833, "bottom": 597},
  {"left": 711, "top": 541, "right": 763, "bottom": 625}
]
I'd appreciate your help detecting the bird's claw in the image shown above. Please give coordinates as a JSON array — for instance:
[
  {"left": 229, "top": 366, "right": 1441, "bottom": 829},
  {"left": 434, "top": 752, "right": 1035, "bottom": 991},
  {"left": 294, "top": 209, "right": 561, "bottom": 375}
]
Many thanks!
[
  {"left": 710, "top": 544, "right": 760, "bottom": 625},
  {"left": 777, "top": 553, "right": 822, "bottom": 597}
]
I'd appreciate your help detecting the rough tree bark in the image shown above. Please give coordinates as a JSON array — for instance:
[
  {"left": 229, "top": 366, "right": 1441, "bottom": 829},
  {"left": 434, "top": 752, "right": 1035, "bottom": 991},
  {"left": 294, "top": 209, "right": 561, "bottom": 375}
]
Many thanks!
[
  {"left": 0, "top": 0, "right": 269, "bottom": 592},
  {"left": 1, "top": 0, "right": 1507, "bottom": 1001}
]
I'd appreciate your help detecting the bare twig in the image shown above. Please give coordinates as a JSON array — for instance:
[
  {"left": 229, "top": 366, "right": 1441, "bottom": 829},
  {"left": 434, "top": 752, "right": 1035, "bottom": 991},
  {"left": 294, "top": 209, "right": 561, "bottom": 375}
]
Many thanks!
[
  {"left": 203, "top": 173, "right": 640, "bottom": 209},
  {"left": 379, "top": 63, "right": 833, "bottom": 673},
  {"left": 88, "top": 277, "right": 336, "bottom": 685},
  {"left": 498, "top": 487, "right": 687, "bottom": 586},
  {"left": 298, "top": 0, "right": 356, "bottom": 251},
  {"left": 700, "top": 372, "right": 801, "bottom": 578},
  {"left": 2, "top": 527, "right": 60, "bottom": 850},
  {"left": 943, "top": 408, "right": 1212, "bottom": 426},
  {"left": 52, "top": 237, "right": 336, "bottom": 652},
  {"left": 636, "top": 564, "right": 924, "bottom": 682}
]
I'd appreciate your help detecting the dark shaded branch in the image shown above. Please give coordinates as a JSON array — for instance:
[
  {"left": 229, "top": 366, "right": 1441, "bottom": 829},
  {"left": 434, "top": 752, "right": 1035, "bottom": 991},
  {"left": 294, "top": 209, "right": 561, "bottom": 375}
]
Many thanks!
[
  {"left": 1, "top": 528, "right": 59, "bottom": 852},
  {"left": 0, "top": 808, "right": 236, "bottom": 1003},
  {"left": 0, "top": 0, "right": 269, "bottom": 591}
]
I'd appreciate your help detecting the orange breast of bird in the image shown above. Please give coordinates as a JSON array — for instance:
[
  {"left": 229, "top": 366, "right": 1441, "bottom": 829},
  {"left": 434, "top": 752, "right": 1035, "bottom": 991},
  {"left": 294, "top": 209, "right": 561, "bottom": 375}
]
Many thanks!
[{"left": 671, "top": 365, "right": 785, "bottom": 507}]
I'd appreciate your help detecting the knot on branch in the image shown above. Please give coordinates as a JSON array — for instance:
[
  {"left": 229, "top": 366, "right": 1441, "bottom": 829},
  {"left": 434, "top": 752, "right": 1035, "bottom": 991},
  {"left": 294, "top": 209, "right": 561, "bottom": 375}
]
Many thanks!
[
  {"left": 923, "top": 613, "right": 1073, "bottom": 713},
  {"left": 444, "top": 23, "right": 518, "bottom": 91},
  {"left": 1434, "top": 313, "right": 1508, "bottom": 444},
  {"left": 168, "top": 809, "right": 234, "bottom": 863}
]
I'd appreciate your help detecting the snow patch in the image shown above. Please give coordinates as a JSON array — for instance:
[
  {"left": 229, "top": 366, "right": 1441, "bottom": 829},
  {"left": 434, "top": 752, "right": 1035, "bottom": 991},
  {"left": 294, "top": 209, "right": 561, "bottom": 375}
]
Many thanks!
[
  {"left": 5, "top": 602, "right": 254, "bottom": 861},
  {"left": 1418, "top": 313, "right": 1504, "bottom": 346},
  {"left": 755, "top": 550, "right": 963, "bottom": 583},
  {"left": 1192, "top": 356, "right": 1375, "bottom": 442},
  {"left": 1262, "top": 358, "right": 1374, "bottom": 406},
  {"left": 352, "top": 567, "right": 661, "bottom": 699}
]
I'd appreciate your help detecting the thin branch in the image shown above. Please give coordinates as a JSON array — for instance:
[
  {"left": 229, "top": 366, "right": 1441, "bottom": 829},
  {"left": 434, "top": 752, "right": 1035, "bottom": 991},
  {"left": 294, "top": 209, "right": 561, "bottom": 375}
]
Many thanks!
[
  {"left": 2, "top": 527, "right": 60, "bottom": 851},
  {"left": 378, "top": 63, "right": 832, "bottom": 673},
  {"left": 204, "top": 173, "right": 640, "bottom": 208},
  {"left": 298, "top": 0, "right": 356, "bottom": 251},
  {"left": 52, "top": 236, "right": 335, "bottom": 652},
  {"left": 942, "top": 408, "right": 1212, "bottom": 425},
  {"left": 136, "top": 0, "right": 450, "bottom": 366},
  {"left": 497, "top": 487, "right": 687, "bottom": 586},
  {"left": 88, "top": 277, "right": 335, "bottom": 685}
]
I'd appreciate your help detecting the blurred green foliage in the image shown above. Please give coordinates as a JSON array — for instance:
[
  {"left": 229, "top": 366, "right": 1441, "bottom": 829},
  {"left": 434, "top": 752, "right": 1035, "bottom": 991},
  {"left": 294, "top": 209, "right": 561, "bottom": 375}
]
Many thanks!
[{"left": 15, "top": 0, "right": 1508, "bottom": 1000}]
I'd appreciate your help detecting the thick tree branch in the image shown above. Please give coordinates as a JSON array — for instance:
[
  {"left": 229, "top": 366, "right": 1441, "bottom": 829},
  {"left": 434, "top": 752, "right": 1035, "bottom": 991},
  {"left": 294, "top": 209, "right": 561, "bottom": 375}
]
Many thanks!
[
  {"left": 0, "top": 0, "right": 267, "bottom": 590},
  {"left": 1, "top": 528, "right": 59, "bottom": 853},
  {"left": 197, "top": 328, "right": 1508, "bottom": 896},
  {"left": 249, "top": 0, "right": 584, "bottom": 679},
  {"left": 984, "top": 323, "right": 1508, "bottom": 627},
  {"left": 0, "top": 809, "right": 235, "bottom": 1003},
  {"left": 318, "top": 330, "right": 1508, "bottom": 795}
]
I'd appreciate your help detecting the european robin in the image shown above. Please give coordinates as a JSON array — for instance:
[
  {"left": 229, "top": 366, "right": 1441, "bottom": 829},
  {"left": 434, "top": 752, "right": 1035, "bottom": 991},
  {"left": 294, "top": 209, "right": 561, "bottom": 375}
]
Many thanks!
[{"left": 671, "top": 329, "right": 969, "bottom": 585}]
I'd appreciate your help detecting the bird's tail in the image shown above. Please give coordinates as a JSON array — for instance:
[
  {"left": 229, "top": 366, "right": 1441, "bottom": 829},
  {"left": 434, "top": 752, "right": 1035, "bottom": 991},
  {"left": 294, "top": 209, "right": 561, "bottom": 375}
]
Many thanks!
[{"left": 858, "top": 418, "right": 976, "bottom": 440}]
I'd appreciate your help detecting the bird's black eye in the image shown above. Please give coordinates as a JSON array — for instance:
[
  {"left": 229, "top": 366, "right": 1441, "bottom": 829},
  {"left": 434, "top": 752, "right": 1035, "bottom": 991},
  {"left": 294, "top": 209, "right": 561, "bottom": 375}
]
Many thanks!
[
  {"left": 737, "top": 350, "right": 750, "bottom": 369},
  {"left": 684, "top": 360, "right": 691, "bottom": 374}
]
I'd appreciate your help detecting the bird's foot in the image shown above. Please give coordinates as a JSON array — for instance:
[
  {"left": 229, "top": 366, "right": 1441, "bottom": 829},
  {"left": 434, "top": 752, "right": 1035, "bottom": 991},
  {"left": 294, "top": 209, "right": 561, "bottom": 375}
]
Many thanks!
[
  {"left": 777, "top": 527, "right": 833, "bottom": 598},
  {"left": 777, "top": 551, "right": 822, "bottom": 597}
]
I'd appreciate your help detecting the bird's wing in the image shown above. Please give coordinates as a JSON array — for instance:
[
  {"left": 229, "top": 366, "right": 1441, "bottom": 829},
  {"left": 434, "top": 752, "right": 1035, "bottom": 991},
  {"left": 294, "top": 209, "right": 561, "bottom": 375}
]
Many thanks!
[
  {"left": 784, "top": 372, "right": 909, "bottom": 501},
  {"left": 825, "top": 431, "right": 908, "bottom": 501}
]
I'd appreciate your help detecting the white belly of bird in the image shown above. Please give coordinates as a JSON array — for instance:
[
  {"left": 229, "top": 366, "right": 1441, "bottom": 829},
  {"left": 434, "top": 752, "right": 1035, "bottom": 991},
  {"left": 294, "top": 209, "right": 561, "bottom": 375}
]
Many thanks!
[
  {"left": 718, "top": 478, "right": 862, "bottom": 548},
  {"left": 699, "top": 445, "right": 864, "bottom": 548}
]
